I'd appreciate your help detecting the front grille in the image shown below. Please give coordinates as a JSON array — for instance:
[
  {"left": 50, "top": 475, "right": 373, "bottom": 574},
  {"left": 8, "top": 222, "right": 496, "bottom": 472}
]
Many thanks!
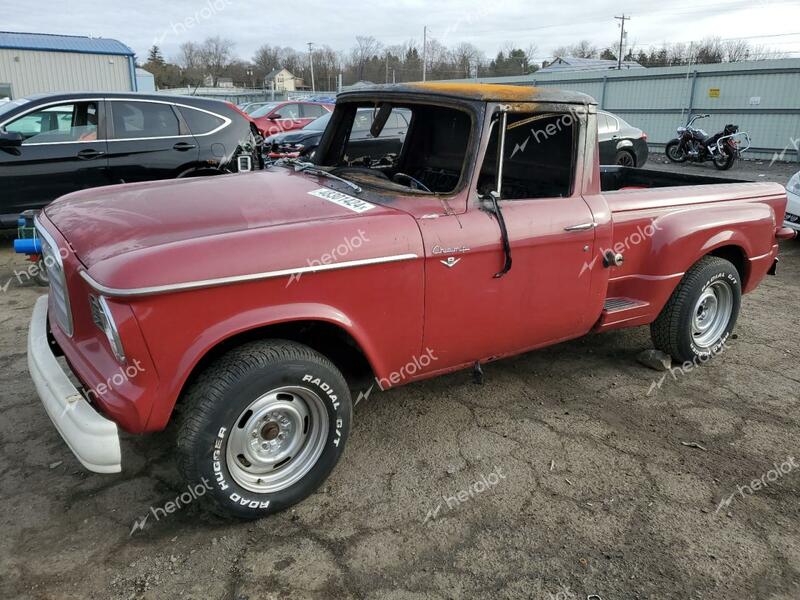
[
  {"left": 786, "top": 212, "right": 799, "bottom": 224},
  {"left": 35, "top": 219, "right": 73, "bottom": 336}
]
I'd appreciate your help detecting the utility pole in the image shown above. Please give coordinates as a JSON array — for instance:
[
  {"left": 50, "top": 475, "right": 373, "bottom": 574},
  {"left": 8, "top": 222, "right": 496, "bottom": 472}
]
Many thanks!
[
  {"left": 386, "top": 53, "right": 389, "bottom": 84},
  {"left": 614, "top": 15, "right": 630, "bottom": 70},
  {"left": 422, "top": 26, "right": 427, "bottom": 82},
  {"left": 307, "top": 42, "right": 316, "bottom": 92}
]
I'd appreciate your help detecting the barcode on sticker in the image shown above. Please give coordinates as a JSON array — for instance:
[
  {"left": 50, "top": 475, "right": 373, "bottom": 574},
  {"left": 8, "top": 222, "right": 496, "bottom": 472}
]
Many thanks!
[{"left": 309, "top": 188, "right": 375, "bottom": 213}]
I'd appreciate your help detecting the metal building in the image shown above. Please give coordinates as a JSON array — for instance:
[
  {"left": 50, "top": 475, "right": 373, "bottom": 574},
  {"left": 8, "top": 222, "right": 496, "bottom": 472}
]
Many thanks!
[
  {"left": 0, "top": 31, "right": 136, "bottom": 99},
  {"left": 442, "top": 58, "right": 800, "bottom": 162}
]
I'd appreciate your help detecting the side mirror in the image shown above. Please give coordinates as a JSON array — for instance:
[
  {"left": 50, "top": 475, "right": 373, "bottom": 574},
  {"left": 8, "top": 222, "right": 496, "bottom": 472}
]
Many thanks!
[
  {"left": 0, "top": 130, "right": 24, "bottom": 147},
  {"left": 268, "top": 113, "right": 282, "bottom": 120}
]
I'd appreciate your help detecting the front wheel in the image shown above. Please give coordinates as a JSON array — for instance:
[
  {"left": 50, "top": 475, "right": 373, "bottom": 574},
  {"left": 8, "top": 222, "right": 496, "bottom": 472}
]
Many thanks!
[
  {"left": 665, "top": 140, "right": 687, "bottom": 163},
  {"left": 650, "top": 256, "right": 741, "bottom": 364},
  {"left": 176, "top": 340, "right": 352, "bottom": 519}
]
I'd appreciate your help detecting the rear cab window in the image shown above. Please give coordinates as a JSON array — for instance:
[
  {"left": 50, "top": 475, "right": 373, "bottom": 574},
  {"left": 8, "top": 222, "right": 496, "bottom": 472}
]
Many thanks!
[{"left": 477, "top": 110, "right": 578, "bottom": 200}]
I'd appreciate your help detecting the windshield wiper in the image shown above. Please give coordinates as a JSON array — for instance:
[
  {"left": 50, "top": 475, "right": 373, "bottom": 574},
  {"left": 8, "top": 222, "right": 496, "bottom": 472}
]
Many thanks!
[{"left": 279, "top": 158, "right": 362, "bottom": 194}]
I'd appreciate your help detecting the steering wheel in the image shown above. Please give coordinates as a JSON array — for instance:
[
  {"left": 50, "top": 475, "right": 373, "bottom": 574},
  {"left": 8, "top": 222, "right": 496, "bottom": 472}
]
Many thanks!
[{"left": 392, "top": 172, "right": 432, "bottom": 193}]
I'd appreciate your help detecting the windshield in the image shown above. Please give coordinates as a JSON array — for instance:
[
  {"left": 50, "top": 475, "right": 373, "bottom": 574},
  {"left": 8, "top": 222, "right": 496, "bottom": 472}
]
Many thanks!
[
  {"left": 250, "top": 103, "right": 280, "bottom": 118},
  {"left": 313, "top": 102, "right": 470, "bottom": 195},
  {"left": 304, "top": 113, "right": 332, "bottom": 132}
]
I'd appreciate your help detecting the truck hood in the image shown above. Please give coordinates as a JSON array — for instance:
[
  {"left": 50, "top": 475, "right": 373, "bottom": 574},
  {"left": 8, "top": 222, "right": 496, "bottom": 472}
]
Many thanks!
[
  {"left": 45, "top": 168, "right": 391, "bottom": 268},
  {"left": 44, "top": 168, "right": 423, "bottom": 294}
]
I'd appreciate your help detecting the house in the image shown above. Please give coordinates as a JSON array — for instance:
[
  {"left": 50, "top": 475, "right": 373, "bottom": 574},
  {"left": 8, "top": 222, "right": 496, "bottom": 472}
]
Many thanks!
[
  {"left": 539, "top": 56, "right": 645, "bottom": 73},
  {"left": 264, "top": 68, "right": 307, "bottom": 92},
  {"left": 202, "top": 75, "right": 234, "bottom": 88}
]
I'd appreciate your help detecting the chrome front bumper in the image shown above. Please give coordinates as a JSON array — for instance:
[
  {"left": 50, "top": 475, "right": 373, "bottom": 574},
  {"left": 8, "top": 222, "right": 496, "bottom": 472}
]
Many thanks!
[{"left": 27, "top": 295, "right": 121, "bottom": 473}]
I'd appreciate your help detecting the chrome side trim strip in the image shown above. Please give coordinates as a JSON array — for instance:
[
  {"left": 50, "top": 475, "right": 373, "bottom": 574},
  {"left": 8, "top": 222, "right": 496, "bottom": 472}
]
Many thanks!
[
  {"left": 1, "top": 97, "right": 232, "bottom": 145},
  {"left": 80, "top": 253, "right": 420, "bottom": 298}
]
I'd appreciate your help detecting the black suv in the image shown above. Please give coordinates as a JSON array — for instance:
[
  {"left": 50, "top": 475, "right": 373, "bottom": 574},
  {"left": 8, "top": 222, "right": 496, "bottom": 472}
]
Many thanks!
[{"left": 0, "top": 93, "right": 263, "bottom": 227}]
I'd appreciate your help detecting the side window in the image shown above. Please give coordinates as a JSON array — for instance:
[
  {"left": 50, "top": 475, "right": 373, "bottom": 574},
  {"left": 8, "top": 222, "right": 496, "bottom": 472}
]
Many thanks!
[
  {"left": 112, "top": 101, "right": 180, "bottom": 139},
  {"left": 276, "top": 103, "right": 301, "bottom": 120},
  {"left": 301, "top": 104, "right": 326, "bottom": 119},
  {"left": 178, "top": 107, "right": 225, "bottom": 135},
  {"left": 6, "top": 102, "right": 98, "bottom": 143},
  {"left": 597, "top": 113, "right": 611, "bottom": 134},
  {"left": 606, "top": 114, "right": 620, "bottom": 133},
  {"left": 477, "top": 112, "right": 577, "bottom": 200},
  {"left": 385, "top": 110, "right": 408, "bottom": 131},
  {"left": 352, "top": 111, "right": 372, "bottom": 132}
]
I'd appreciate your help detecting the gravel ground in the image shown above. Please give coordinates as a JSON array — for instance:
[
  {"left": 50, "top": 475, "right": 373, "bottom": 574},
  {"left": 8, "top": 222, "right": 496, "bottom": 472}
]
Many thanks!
[{"left": 0, "top": 173, "right": 798, "bottom": 599}]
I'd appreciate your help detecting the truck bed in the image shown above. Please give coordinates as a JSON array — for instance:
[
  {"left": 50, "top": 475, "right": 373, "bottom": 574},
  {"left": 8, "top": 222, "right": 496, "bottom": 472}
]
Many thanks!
[{"left": 600, "top": 166, "right": 745, "bottom": 192}]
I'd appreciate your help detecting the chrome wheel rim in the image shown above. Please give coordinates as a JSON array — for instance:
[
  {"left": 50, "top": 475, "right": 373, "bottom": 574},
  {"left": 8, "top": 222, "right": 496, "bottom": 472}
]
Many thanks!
[
  {"left": 226, "top": 386, "right": 329, "bottom": 494},
  {"left": 667, "top": 145, "right": 685, "bottom": 161},
  {"left": 692, "top": 281, "right": 733, "bottom": 348}
]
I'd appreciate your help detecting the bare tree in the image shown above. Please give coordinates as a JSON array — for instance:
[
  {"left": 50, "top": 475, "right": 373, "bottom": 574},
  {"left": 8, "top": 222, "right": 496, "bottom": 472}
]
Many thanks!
[
  {"left": 350, "top": 36, "right": 383, "bottom": 81},
  {"left": 177, "top": 41, "right": 204, "bottom": 84},
  {"left": 450, "top": 42, "right": 485, "bottom": 78},
  {"left": 723, "top": 39, "right": 751, "bottom": 62},
  {"left": 552, "top": 40, "right": 598, "bottom": 59},
  {"left": 199, "top": 36, "right": 235, "bottom": 86}
]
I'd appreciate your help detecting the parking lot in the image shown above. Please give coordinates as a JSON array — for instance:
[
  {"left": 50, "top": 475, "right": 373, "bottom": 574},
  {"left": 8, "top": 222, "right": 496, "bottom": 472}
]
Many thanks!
[{"left": 0, "top": 158, "right": 798, "bottom": 599}]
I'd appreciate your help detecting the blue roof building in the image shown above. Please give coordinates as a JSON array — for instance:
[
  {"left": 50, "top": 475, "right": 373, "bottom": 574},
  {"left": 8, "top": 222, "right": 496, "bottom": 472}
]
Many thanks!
[{"left": 0, "top": 31, "right": 137, "bottom": 98}]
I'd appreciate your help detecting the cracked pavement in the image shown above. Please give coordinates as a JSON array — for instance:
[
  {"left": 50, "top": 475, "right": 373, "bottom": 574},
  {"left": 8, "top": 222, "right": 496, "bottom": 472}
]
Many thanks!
[{"left": 0, "top": 216, "right": 799, "bottom": 599}]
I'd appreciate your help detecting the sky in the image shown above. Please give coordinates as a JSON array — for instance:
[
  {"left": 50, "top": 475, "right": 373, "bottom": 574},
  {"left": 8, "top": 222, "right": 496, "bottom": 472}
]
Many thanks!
[{"left": 3, "top": 0, "right": 800, "bottom": 64}]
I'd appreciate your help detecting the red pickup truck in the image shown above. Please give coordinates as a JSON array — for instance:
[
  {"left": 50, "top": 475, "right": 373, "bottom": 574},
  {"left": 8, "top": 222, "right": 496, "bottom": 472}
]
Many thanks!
[{"left": 28, "top": 83, "right": 794, "bottom": 519}]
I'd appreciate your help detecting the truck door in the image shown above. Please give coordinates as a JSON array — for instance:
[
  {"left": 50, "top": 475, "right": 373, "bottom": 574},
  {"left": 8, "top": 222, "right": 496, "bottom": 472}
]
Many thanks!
[{"left": 420, "top": 108, "right": 598, "bottom": 368}]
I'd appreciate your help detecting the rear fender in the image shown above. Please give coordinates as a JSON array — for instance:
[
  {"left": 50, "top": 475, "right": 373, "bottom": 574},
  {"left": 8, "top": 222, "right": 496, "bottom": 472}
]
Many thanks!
[{"left": 607, "top": 202, "right": 774, "bottom": 317}]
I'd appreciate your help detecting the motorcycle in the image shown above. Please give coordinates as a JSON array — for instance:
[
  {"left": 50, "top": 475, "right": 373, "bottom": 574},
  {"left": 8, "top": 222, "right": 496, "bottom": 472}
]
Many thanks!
[{"left": 665, "top": 114, "right": 750, "bottom": 170}]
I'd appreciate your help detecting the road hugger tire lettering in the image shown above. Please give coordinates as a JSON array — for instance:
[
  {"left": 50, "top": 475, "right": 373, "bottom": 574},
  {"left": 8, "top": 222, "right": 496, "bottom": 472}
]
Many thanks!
[
  {"left": 176, "top": 339, "right": 352, "bottom": 520},
  {"left": 651, "top": 256, "right": 741, "bottom": 364}
]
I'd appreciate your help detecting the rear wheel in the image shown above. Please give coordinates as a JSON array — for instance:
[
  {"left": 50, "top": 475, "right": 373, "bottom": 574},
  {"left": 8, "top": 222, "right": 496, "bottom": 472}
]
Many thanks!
[
  {"left": 176, "top": 340, "right": 352, "bottom": 519},
  {"left": 713, "top": 148, "right": 736, "bottom": 170},
  {"left": 665, "top": 140, "right": 687, "bottom": 163},
  {"left": 650, "top": 256, "right": 741, "bottom": 364},
  {"left": 615, "top": 150, "right": 636, "bottom": 167}
]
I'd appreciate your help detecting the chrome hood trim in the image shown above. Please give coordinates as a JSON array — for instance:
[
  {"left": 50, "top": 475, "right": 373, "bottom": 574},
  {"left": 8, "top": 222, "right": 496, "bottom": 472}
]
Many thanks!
[{"left": 80, "top": 253, "right": 419, "bottom": 298}]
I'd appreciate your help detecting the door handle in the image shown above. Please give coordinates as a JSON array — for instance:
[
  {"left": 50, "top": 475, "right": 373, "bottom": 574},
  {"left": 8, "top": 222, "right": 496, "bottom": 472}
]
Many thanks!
[
  {"left": 77, "top": 149, "right": 105, "bottom": 160},
  {"left": 564, "top": 222, "right": 598, "bottom": 232},
  {"left": 173, "top": 142, "right": 197, "bottom": 151}
]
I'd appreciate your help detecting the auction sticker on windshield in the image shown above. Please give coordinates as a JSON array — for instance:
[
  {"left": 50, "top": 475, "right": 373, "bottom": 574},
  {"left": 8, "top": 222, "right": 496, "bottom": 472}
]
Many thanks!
[{"left": 309, "top": 188, "right": 376, "bottom": 213}]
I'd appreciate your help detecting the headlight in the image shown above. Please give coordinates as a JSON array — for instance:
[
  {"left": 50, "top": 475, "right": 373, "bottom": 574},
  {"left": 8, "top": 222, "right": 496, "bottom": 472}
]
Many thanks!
[
  {"left": 90, "top": 295, "right": 126, "bottom": 363},
  {"left": 787, "top": 173, "right": 800, "bottom": 196}
]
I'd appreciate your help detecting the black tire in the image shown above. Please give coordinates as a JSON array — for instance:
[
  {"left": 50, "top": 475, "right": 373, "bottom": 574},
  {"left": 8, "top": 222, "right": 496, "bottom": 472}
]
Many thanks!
[
  {"left": 665, "top": 140, "right": 687, "bottom": 163},
  {"left": 176, "top": 340, "right": 352, "bottom": 520},
  {"left": 615, "top": 150, "right": 636, "bottom": 167},
  {"left": 650, "top": 256, "right": 741, "bottom": 364},
  {"left": 713, "top": 149, "right": 736, "bottom": 170}
]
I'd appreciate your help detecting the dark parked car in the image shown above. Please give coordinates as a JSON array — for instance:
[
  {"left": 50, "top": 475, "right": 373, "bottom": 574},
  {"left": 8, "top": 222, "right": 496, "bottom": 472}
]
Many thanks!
[
  {"left": 598, "top": 110, "right": 649, "bottom": 167},
  {"left": 0, "top": 93, "right": 263, "bottom": 227},
  {"left": 265, "top": 107, "right": 410, "bottom": 161}
]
